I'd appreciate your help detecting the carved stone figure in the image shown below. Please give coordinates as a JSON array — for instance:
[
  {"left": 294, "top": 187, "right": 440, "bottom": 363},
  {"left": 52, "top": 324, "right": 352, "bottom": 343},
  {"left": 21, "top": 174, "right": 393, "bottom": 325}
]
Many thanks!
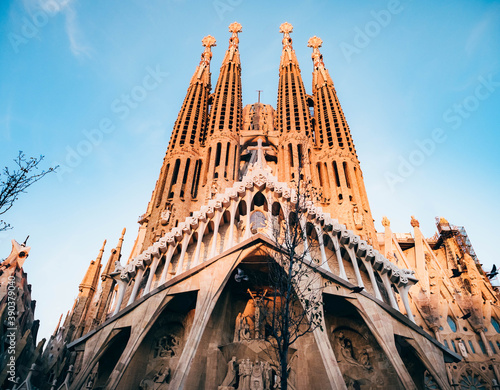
[
  {"left": 238, "top": 359, "right": 252, "bottom": 390},
  {"left": 359, "top": 349, "right": 372, "bottom": 370},
  {"left": 220, "top": 356, "right": 238, "bottom": 387},
  {"left": 353, "top": 206, "right": 363, "bottom": 230},
  {"left": 263, "top": 361, "right": 272, "bottom": 390},
  {"left": 154, "top": 334, "right": 179, "bottom": 358},
  {"left": 250, "top": 360, "right": 264, "bottom": 390}
]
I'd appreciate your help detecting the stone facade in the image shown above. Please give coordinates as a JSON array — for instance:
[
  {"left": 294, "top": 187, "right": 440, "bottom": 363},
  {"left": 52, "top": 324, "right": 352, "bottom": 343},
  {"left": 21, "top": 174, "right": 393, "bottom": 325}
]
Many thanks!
[
  {"left": 0, "top": 240, "right": 44, "bottom": 389},
  {"left": 13, "top": 22, "right": 500, "bottom": 390}
]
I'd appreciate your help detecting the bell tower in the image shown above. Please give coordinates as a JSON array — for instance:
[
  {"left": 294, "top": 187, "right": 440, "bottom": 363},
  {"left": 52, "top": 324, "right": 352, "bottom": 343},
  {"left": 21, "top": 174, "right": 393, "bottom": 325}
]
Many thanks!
[
  {"left": 307, "top": 36, "right": 377, "bottom": 245},
  {"left": 139, "top": 35, "right": 216, "bottom": 251},
  {"left": 276, "top": 22, "right": 314, "bottom": 183},
  {"left": 201, "top": 22, "right": 243, "bottom": 199}
]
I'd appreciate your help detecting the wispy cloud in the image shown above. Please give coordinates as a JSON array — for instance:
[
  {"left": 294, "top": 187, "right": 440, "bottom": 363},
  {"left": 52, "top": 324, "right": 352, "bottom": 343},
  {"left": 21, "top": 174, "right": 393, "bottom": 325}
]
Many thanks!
[
  {"left": 465, "top": 5, "right": 500, "bottom": 56},
  {"left": 63, "top": 4, "right": 92, "bottom": 58},
  {"left": 20, "top": 0, "right": 92, "bottom": 58}
]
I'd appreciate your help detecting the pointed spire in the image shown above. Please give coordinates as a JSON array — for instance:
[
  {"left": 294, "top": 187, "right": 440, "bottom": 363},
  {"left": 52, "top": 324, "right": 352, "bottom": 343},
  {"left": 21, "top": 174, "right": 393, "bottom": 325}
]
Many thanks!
[
  {"left": 79, "top": 240, "right": 105, "bottom": 292},
  {"left": 166, "top": 36, "right": 216, "bottom": 153},
  {"left": 279, "top": 22, "right": 297, "bottom": 66},
  {"left": 206, "top": 23, "right": 243, "bottom": 139},
  {"left": 101, "top": 228, "right": 126, "bottom": 280},
  {"left": 308, "top": 36, "right": 355, "bottom": 153},
  {"left": 52, "top": 313, "right": 63, "bottom": 337},
  {"left": 92, "top": 229, "right": 126, "bottom": 328},
  {"left": 222, "top": 21, "right": 242, "bottom": 65},
  {"left": 194, "top": 35, "right": 217, "bottom": 83},
  {"left": 307, "top": 36, "right": 333, "bottom": 88},
  {"left": 276, "top": 23, "right": 312, "bottom": 136}
]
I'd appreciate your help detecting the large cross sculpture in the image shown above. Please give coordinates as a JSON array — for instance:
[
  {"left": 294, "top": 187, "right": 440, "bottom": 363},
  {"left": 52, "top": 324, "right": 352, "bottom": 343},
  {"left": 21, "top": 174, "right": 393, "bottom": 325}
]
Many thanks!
[{"left": 248, "top": 139, "right": 272, "bottom": 169}]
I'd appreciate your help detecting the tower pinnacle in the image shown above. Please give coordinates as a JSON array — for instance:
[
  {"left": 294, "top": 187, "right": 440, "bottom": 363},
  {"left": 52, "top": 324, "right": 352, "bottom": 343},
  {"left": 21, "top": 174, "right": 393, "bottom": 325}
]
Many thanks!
[
  {"left": 196, "top": 35, "right": 216, "bottom": 80},
  {"left": 227, "top": 22, "right": 242, "bottom": 63},
  {"left": 279, "top": 22, "right": 295, "bottom": 65}
]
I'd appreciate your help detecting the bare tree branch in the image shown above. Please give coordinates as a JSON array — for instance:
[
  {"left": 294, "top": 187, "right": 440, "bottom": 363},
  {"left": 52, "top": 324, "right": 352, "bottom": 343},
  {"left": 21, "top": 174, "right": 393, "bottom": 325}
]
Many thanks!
[
  {"left": 255, "top": 156, "right": 326, "bottom": 390},
  {"left": 0, "top": 151, "right": 58, "bottom": 231}
]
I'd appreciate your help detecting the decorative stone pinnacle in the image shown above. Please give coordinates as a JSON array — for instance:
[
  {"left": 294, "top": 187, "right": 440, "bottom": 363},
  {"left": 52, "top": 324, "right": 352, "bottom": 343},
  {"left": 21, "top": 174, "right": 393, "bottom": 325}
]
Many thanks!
[
  {"left": 439, "top": 217, "right": 449, "bottom": 225},
  {"left": 229, "top": 21, "right": 242, "bottom": 34},
  {"left": 381, "top": 216, "right": 391, "bottom": 227},
  {"left": 197, "top": 36, "right": 216, "bottom": 79},
  {"left": 410, "top": 216, "right": 420, "bottom": 228},
  {"left": 202, "top": 35, "right": 217, "bottom": 48},
  {"left": 279, "top": 22, "right": 293, "bottom": 34},
  {"left": 307, "top": 36, "right": 323, "bottom": 49}
]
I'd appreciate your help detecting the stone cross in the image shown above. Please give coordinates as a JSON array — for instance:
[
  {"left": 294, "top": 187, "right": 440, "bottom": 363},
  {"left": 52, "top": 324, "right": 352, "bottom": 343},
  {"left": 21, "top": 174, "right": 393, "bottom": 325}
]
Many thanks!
[{"left": 248, "top": 139, "right": 272, "bottom": 169}]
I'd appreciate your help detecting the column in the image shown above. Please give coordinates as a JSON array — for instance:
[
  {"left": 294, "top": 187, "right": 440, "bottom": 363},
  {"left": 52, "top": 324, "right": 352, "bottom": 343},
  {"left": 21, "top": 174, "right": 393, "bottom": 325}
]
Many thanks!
[{"left": 127, "top": 268, "right": 144, "bottom": 305}]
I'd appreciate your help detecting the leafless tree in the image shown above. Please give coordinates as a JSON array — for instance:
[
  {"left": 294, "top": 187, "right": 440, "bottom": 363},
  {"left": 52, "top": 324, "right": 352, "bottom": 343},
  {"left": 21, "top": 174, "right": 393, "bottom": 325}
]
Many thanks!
[
  {"left": 1, "top": 152, "right": 58, "bottom": 231},
  {"left": 257, "top": 160, "right": 327, "bottom": 390}
]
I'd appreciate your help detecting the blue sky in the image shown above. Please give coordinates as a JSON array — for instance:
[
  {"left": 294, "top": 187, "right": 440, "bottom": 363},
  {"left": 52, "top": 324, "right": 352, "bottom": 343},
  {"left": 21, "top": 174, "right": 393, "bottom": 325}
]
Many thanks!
[{"left": 1, "top": 0, "right": 499, "bottom": 341}]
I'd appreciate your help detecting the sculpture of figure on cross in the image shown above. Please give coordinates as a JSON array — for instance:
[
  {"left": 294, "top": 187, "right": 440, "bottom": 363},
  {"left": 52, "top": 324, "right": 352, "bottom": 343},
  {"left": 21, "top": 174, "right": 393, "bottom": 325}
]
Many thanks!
[{"left": 247, "top": 139, "right": 272, "bottom": 170}]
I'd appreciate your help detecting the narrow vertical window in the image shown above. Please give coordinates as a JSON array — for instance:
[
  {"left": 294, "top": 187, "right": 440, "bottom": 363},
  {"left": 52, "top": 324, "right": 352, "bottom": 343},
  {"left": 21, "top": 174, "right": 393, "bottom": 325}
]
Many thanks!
[
  {"left": 297, "top": 144, "right": 303, "bottom": 166},
  {"left": 343, "top": 161, "right": 351, "bottom": 188},
  {"left": 224, "top": 142, "right": 230, "bottom": 178},
  {"left": 333, "top": 161, "right": 341, "bottom": 187},
  {"left": 180, "top": 159, "right": 190, "bottom": 198},
  {"left": 316, "top": 163, "right": 323, "bottom": 187},
  {"left": 203, "top": 147, "right": 211, "bottom": 186},
  {"left": 288, "top": 144, "right": 294, "bottom": 167},
  {"left": 167, "top": 159, "right": 180, "bottom": 199},
  {"left": 191, "top": 160, "right": 202, "bottom": 199},
  {"left": 214, "top": 142, "right": 222, "bottom": 179},
  {"left": 155, "top": 164, "right": 169, "bottom": 208},
  {"left": 233, "top": 144, "right": 238, "bottom": 180}
]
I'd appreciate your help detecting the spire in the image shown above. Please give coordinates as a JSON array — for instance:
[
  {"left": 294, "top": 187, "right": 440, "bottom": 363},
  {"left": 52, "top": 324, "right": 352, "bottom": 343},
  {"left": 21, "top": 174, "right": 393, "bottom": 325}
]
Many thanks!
[
  {"left": 79, "top": 240, "right": 105, "bottom": 293},
  {"left": 93, "top": 229, "right": 126, "bottom": 327},
  {"left": 201, "top": 22, "right": 243, "bottom": 192},
  {"left": 308, "top": 36, "right": 355, "bottom": 154},
  {"left": 307, "top": 36, "right": 377, "bottom": 246},
  {"left": 276, "top": 22, "right": 313, "bottom": 136},
  {"left": 167, "top": 35, "right": 216, "bottom": 151},
  {"left": 52, "top": 313, "right": 63, "bottom": 337},
  {"left": 206, "top": 22, "right": 243, "bottom": 139},
  {"left": 101, "top": 228, "right": 125, "bottom": 280}
]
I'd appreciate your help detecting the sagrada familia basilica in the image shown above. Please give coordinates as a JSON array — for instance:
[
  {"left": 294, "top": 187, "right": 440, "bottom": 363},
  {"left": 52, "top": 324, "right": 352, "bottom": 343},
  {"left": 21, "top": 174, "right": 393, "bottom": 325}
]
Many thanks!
[{"left": 2, "top": 22, "right": 500, "bottom": 390}]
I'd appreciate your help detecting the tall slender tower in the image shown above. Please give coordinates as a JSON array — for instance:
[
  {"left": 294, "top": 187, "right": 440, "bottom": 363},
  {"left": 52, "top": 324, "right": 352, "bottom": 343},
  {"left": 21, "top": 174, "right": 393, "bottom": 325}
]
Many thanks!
[
  {"left": 91, "top": 228, "right": 126, "bottom": 329},
  {"left": 69, "top": 240, "right": 105, "bottom": 339},
  {"left": 202, "top": 22, "right": 243, "bottom": 198},
  {"left": 276, "top": 22, "right": 314, "bottom": 183},
  {"left": 139, "top": 36, "right": 216, "bottom": 250},
  {"left": 307, "top": 36, "right": 377, "bottom": 245}
]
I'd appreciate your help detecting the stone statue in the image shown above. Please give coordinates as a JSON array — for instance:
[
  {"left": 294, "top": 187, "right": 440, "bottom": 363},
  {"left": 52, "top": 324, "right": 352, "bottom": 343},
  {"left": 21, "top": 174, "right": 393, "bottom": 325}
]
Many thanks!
[
  {"left": 359, "top": 348, "right": 372, "bottom": 370},
  {"left": 263, "top": 362, "right": 272, "bottom": 390},
  {"left": 238, "top": 359, "right": 252, "bottom": 390},
  {"left": 353, "top": 206, "right": 363, "bottom": 230},
  {"left": 220, "top": 356, "right": 238, "bottom": 388},
  {"left": 250, "top": 360, "right": 264, "bottom": 390}
]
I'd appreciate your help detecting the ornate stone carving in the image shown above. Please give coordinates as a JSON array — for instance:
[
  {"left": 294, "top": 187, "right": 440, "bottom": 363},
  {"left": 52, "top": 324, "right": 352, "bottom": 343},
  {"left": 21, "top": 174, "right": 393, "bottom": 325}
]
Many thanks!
[
  {"left": 353, "top": 206, "right": 363, "bottom": 230},
  {"left": 381, "top": 216, "right": 390, "bottom": 227},
  {"left": 219, "top": 356, "right": 238, "bottom": 389},
  {"left": 197, "top": 35, "right": 216, "bottom": 79},
  {"left": 154, "top": 334, "right": 180, "bottom": 359},
  {"left": 337, "top": 331, "right": 372, "bottom": 371},
  {"left": 410, "top": 215, "right": 420, "bottom": 228}
]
